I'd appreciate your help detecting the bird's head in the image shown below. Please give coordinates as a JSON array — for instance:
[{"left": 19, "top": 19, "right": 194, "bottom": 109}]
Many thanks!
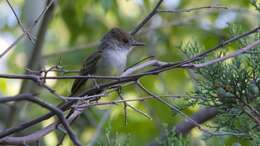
[{"left": 101, "top": 27, "right": 144, "bottom": 51}]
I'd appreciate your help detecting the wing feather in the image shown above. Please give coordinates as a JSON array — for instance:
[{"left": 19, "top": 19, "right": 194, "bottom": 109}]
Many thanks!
[{"left": 70, "top": 50, "right": 102, "bottom": 96}]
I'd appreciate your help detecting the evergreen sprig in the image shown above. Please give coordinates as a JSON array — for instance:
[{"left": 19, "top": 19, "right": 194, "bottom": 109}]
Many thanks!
[{"left": 183, "top": 25, "right": 260, "bottom": 144}]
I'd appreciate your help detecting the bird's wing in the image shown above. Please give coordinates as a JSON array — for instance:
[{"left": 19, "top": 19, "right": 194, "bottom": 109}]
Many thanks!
[{"left": 70, "top": 50, "right": 102, "bottom": 96}]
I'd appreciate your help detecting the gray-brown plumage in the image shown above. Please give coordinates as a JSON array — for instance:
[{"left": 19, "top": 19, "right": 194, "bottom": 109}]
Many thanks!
[{"left": 70, "top": 27, "right": 144, "bottom": 97}]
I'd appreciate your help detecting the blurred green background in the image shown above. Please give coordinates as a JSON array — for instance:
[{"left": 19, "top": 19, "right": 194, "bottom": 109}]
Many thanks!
[{"left": 0, "top": 0, "right": 259, "bottom": 146}]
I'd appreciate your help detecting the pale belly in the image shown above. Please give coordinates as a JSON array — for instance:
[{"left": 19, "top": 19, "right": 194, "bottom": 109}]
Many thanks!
[
  {"left": 74, "top": 49, "right": 128, "bottom": 96},
  {"left": 94, "top": 52, "right": 126, "bottom": 84}
]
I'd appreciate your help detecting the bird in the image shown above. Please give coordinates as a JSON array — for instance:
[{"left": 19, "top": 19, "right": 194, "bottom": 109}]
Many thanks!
[
  {"left": 70, "top": 27, "right": 144, "bottom": 98},
  {"left": 50, "top": 28, "right": 144, "bottom": 146}
]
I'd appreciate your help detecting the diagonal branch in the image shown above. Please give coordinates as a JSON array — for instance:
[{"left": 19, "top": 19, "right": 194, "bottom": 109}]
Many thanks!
[
  {"left": 135, "top": 81, "right": 217, "bottom": 135},
  {"left": 0, "top": 93, "right": 81, "bottom": 146},
  {"left": 183, "top": 39, "right": 260, "bottom": 68},
  {"left": 0, "top": 0, "right": 56, "bottom": 58},
  {"left": 148, "top": 107, "right": 218, "bottom": 146},
  {"left": 130, "top": 0, "right": 164, "bottom": 35},
  {"left": 5, "top": 0, "right": 35, "bottom": 44}
]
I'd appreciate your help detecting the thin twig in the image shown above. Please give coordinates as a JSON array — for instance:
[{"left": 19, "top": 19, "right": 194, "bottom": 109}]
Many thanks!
[
  {"left": 0, "top": 93, "right": 82, "bottom": 146},
  {"left": 0, "top": 74, "right": 121, "bottom": 80},
  {"left": 0, "top": 0, "right": 56, "bottom": 58},
  {"left": 135, "top": 81, "right": 215, "bottom": 134},
  {"left": 0, "top": 100, "right": 74, "bottom": 139},
  {"left": 183, "top": 40, "right": 260, "bottom": 68},
  {"left": 5, "top": 0, "right": 35, "bottom": 44},
  {"left": 75, "top": 95, "right": 185, "bottom": 108},
  {"left": 130, "top": 0, "right": 164, "bottom": 35},
  {"left": 157, "top": 6, "right": 228, "bottom": 13},
  {"left": 138, "top": 26, "right": 260, "bottom": 75}
]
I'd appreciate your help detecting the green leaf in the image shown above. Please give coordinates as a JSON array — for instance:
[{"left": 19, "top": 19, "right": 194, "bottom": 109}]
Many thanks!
[
  {"left": 101, "top": 0, "right": 113, "bottom": 13},
  {"left": 0, "top": 79, "right": 7, "bottom": 95}
]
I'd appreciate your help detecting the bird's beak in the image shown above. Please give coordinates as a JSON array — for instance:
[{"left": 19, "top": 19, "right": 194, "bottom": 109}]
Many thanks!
[{"left": 131, "top": 40, "right": 145, "bottom": 46}]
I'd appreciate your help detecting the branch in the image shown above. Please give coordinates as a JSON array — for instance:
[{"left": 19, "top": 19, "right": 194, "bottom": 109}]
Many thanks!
[
  {"left": 130, "top": 0, "right": 164, "bottom": 35},
  {"left": 175, "top": 107, "right": 218, "bottom": 135},
  {"left": 20, "top": 0, "right": 56, "bottom": 93},
  {"left": 5, "top": 0, "right": 35, "bottom": 44},
  {"left": 0, "top": 57, "right": 165, "bottom": 143},
  {"left": 0, "top": 100, "right": 74, "bottom": 139},
  {"left": 0, "top": 114, "right": 77, "bottom": 145},
  {"left": 0, "top": 93, "right": 81, "bottom": 146},
  {"left": 0, "top": 0, "right": 56, "bottom": 58},
  {"left": 148, "top": 107, "right": 218, "bottom": 146},
  {"left": 0, "top": 74, "right": 121, "bottom": 81},
  {"left": 183, "top": 39, "right": 260, "bottom": 68},
  {"left": 157, "top": 6, "right": 228, "bottom": 13},
  {"left": 140, "top": 26, "right": 260, "bottom": 75},
  {"left": 121, "top": 59, "right": 167, "bottom": 76},
  {"left": 135, "top": 81, "right": 207, "bottom": 130}
]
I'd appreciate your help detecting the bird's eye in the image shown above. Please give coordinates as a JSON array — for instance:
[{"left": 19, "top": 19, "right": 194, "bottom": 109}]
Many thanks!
[{"left": 122, "top": 38, "right": 129, "bottom": 44}]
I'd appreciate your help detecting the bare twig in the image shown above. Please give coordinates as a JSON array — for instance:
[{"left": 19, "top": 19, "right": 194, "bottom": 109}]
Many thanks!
[
  {"left": 0, "top": 100, "right": 74, "bottom": 139},
  {"left": 139, "top": 26, "right": 260, "bottom": 75},
  {"left": 157, "top": 6, "right": 228, "bottom": 13},
  {"left": 20, "top": 0, "right": 56, "bottom": 93},
  {"left": 76, "top": 95, "right": 184, "bottom": 108},
  {"left": 0, "top": 74, "right": 121, "bottom": 80},
  {"left": 0, "top": 34, "right": 24, "bottom": 58},
  {"left": 0, "top": 0, "right": 56, "bottom": 58},
  {"left": 130, "top": 0, "right": 164, "bottom": 35},
  {"left": 135, "top": 81, "right": 216, "bottom": 135},
  {"left": 183, "top": 39, "right": 260, "bottom": 68},
  {"left": 0, "top": 93, "right": 82, "bottom": 146},
  {"left": 67, "top": 93, "right": 106, "bottom": 100},
  {"left": 5, "top": 0, "right": 35, "bottom": 44},
  {"left": 121, "top": 59, "right": 168, "bottom": 76}
]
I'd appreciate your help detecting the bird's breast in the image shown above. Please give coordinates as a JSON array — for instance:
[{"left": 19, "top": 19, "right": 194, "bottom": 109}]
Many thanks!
[{"left": 96, "top": 48, "right": 129, "bottom": 76}]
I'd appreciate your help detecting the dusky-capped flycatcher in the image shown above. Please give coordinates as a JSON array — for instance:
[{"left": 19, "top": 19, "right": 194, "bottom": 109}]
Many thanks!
[{"left": 70, "top": 27, "right": 144, "bottom": 97}]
